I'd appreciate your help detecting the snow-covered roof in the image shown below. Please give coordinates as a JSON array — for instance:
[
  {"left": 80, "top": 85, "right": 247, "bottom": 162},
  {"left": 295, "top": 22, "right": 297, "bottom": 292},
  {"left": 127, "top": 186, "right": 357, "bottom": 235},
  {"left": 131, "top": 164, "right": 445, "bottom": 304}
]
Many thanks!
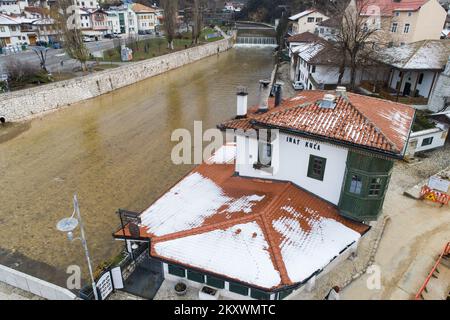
[
  {"left": 0, "top": 14, "right": 20, "bottom": 25},
  {"left": 379, "top": 40, "right": 450, "bottom": 70},
  {"left": 115, "top": 161, "right": 369, "bottom": 290},
  {"left": 289, "top": 9, "right": 317, "bottom": 21}
]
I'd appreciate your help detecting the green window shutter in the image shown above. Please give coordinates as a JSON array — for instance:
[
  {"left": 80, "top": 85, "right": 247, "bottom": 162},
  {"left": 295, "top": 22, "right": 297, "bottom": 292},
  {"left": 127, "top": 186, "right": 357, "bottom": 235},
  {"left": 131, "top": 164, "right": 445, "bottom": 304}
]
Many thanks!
[
  {"left": 229, "top": 282, "right": 249, "bottom": 296},
  {"left": 168, "top": 264, "right": 186, "bottom": 277},
  {"left": 187, "top": 270, "right": 205, "bottom": 283},
  {"left": 307, "top": 155, "right": 327, "bottom": 181},
  {"left": 206, "top": 276, "right": 225, "bottom": 289},
  {"left": 250, "top": 288, "right": 270, "bottom": 300}
]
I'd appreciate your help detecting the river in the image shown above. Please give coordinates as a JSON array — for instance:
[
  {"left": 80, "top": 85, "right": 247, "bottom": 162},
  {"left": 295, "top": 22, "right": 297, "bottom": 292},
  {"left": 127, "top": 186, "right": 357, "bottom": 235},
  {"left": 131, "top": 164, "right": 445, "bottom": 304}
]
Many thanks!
[{"left": 0, "top": 47, "right": 275, "bottom": 286}]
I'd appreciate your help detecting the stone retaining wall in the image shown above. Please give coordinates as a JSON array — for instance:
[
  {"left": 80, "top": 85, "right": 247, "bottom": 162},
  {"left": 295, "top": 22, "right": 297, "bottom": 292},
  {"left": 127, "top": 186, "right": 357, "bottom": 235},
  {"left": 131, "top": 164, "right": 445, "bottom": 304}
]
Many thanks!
[{"left": 0, "top": 38, "right": 233, "bottom": 122}]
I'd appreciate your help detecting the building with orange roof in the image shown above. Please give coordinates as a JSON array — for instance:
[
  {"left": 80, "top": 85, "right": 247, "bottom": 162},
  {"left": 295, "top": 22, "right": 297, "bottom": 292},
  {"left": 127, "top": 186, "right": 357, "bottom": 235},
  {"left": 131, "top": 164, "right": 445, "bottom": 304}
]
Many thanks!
[
  {"left": 131, "top": 3, "right": 157, "bottom": 34},
  {"left": 113, "top": 86, "right": 415, "bottom": 300}
]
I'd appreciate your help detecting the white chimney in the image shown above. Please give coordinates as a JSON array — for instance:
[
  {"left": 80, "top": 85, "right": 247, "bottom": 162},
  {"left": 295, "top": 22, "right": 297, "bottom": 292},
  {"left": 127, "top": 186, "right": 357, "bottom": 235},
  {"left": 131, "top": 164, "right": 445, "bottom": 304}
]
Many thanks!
[
  {"left": 259, "top": 79, "right": 271, "bottom": 112},
  {"left": 319, "top": 94, "right": 336, "bottom": 109},
  {"left": 336, "top": 86, "right": 347, "bottom": 98},
  {"left": 236, "top": 86, "right": 248, "bottom": 118}
]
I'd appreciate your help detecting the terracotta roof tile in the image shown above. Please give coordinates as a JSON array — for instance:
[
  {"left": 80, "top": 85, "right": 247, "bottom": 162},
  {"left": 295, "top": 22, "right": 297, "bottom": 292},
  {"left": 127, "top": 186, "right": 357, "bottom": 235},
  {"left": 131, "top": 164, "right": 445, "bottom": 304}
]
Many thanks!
[
  {"left": 219, "top": 91, "right": 415, "bottom": 157},
  {"left": 115, "top": 162, "right": 370, "bottom": 290}
]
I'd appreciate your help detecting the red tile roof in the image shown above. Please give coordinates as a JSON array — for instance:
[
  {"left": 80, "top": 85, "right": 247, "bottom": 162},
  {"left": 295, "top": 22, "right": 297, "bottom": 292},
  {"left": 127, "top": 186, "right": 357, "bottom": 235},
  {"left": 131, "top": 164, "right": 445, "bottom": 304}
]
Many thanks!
[
  {"left": 219, "top": 91, "right": 415, "bottom": 157},
  {"left": 287, "top": 31, "right": 323, "bottom": 43},
  {"left": 360, "top": 0, "right": 428, "bottom": 16},
  {"left": 114, "top": 163, "right": 369, "bottom": 290}
]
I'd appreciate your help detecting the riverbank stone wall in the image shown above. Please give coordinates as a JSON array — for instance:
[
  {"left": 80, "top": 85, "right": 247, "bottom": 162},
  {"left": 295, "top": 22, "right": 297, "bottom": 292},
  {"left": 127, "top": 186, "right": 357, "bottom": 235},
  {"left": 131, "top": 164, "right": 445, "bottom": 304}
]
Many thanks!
[{"left": 0, "top": 38, "right": 233, "bottom": 122}]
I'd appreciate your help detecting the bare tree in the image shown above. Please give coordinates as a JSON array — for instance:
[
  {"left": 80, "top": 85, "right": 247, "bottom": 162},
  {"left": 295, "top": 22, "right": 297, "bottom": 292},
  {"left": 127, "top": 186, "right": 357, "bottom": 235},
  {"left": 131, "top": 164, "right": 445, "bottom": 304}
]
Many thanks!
[
  {"left": 331, "top": 0, "right": 389, "bottom": 90},
  {"left": 32, "top": 46, "right": 49, "bottom": 72},
  {"left": 52, "top": 0, "right": 91, "bottom": 72},
  {"left": 191, "top": 0, "right": 203, "bottom": 45},
  {"left": 162, "top": 0, "right": 178, "bottom": 50}
]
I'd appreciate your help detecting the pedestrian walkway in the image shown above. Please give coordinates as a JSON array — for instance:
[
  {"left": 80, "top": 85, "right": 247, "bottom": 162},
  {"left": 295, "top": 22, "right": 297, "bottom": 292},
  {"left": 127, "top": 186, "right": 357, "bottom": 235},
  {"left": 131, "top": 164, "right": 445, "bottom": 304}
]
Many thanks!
[{"left": 0, "top": 281, "right": 42, "bottom": 300}]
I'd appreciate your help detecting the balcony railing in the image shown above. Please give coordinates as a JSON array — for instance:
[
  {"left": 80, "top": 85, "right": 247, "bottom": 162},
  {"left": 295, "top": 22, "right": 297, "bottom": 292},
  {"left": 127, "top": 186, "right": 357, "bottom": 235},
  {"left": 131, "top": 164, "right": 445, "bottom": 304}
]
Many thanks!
[{"left": 360, "top": 81, "right": 429, "bottom": 105}]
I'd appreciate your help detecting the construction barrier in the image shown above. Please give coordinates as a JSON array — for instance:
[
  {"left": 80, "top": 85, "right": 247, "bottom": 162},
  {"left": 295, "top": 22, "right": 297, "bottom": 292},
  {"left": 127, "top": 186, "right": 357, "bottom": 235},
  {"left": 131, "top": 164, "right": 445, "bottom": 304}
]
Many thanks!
[{"left": 419, "top": 185, "right": 450, "bottom": 206}]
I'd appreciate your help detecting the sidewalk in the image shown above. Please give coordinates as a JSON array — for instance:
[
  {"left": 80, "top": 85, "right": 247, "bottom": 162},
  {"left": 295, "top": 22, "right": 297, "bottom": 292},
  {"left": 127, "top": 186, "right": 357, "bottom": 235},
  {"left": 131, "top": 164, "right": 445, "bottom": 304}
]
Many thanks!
[{"left": 0, "top": 281, "right": 42, "bottom": 300}]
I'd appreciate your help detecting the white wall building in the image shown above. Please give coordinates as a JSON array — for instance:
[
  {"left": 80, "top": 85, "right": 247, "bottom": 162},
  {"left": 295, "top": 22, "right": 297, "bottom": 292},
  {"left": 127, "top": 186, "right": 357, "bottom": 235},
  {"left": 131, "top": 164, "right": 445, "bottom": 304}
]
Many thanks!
[{"left": 289, "top": 9, "right": 329, "bottom": 35}]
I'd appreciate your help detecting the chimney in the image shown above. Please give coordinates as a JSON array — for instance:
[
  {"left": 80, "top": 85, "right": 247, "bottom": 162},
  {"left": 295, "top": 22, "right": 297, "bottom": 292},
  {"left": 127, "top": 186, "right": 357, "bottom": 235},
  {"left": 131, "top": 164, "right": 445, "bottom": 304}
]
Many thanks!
[
  {"left": 274, "top": 82, "right": 283, "bottom": 107},
  {"left": 319, "top": 94, "right": 336, "bottom": 109},
  {"left": 258, "top": 79, "right": 271, "bottom": 112},
  {"left": 336, "top": 86, "right": 347, "bottom": 99},
  {"left": 236, "top": 86, "right": 248, "bottom": 118}
]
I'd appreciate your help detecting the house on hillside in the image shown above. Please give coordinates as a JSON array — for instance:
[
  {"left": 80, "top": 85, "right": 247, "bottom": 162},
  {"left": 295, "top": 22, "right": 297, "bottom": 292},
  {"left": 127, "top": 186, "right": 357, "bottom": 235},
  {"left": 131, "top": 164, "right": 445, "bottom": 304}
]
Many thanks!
[
  {"left": 356, "top": 0, "right": 447, "bottom": 46},
  {"left": 113, "top": 88, "right": 415, "bottom": 300},
  {"left": 288, "top": 9, "right": 329, "bottom": 35},
  {"left": 315, "top": 15, "right": 341, "bottom": 41}
]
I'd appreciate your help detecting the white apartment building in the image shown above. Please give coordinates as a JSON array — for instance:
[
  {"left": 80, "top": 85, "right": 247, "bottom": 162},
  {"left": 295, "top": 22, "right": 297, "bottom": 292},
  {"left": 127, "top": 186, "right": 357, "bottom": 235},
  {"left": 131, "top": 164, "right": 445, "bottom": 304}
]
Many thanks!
[{"left": 288, "top": 9, "right": 329, "bottom": 35}]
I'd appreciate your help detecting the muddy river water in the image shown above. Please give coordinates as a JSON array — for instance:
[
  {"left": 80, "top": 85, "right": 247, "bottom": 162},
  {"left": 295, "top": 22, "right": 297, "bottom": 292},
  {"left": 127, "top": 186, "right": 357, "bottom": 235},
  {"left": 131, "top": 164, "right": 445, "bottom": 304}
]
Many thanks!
[{"left": 0, "top": 48, "right": 275, "bottom": 285}]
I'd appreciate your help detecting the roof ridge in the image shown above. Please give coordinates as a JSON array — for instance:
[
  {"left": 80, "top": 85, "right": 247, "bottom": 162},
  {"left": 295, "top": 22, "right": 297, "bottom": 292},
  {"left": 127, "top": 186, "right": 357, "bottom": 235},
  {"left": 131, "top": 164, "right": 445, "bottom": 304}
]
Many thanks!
[
  {"left": 344, "top": 95, "right": 400, "bottom": 152},
  {"left": 256, "top": 182, "right": 294, "bottom": 286}
]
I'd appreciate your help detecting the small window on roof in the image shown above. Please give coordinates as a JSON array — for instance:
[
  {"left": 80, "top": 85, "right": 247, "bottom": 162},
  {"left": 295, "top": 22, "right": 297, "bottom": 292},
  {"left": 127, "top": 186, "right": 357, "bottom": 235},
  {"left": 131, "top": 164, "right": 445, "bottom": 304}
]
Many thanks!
[
  {"left": 168, "top": 264, "right": 186, "bottom": 277},
  {"left": 229, "top": 282, "right": 249, "bottom": 296}
]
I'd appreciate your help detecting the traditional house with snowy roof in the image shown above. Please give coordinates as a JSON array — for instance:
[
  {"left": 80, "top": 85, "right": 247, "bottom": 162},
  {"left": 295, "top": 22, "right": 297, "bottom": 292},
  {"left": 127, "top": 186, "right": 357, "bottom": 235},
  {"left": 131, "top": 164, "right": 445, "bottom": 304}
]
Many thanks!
[
  {"left": 113, "top": 87, "right": 415, "bottom": 300},
  {"left": 362, "top": 39, "right": 450, "bottom": 110}
]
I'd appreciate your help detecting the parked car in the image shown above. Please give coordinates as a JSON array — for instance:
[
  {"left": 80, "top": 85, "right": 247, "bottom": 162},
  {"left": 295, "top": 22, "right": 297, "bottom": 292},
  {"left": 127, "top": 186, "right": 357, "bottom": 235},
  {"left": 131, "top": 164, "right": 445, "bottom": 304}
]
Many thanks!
[
  {"left": 51, "top": 42, "right": 62, "bottom": 49},
  {"left": 292, "top": 81, "right": 305, "bottom": 90},
  {"left": 104, "top": 33, "right": 120, "bottom": 39},
  {"left": 35, "top": 40, "right": 48, "bottom": 47},
  {"left": 82, "top": 36, "right": 95, "bottom": 42}
]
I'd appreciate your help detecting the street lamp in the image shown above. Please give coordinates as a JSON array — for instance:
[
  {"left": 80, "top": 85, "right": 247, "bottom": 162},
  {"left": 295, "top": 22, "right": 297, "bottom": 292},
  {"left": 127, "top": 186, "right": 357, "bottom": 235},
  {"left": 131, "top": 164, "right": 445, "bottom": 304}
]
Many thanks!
[{"left": 56, "top": 194, "right": 99, "bottom": 300}]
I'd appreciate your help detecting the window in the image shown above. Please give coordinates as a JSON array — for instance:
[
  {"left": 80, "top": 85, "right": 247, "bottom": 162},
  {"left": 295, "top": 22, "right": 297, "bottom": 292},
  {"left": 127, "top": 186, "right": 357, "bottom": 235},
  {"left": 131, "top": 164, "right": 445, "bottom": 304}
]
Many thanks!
[
  {"left": 250, "top": 288, "right": 270, "bottom": 300},
  {"left": 404, "top": 23, "right": 410, "bottom": 33},
  {"left": 391, "top": 23, "right": 397, "bottom": 33},
  {"left": 168, "top": 264, "right": 186, "bottom": 277},
  {"left": 316, "top": 17, "right": 323, "bottom": 23},
  {"left": 421, "top": 137, "right": 433, "bottom": 146},
  {"left": 418, "top": 73, "right": 424, "bottom": 84},
  {"left": 257, "top": 131, "right": 272, "bottom": 167},
  {"left": 206, "top": 276, "right": 225, "bottom": 289},
  {"left": 349, "top": 175, "right": 362, "bottom": 194},
  {"left": 368, "top": 178, "right": 382, "bottom": 196},
  {"left": 229, "top": 282, "right": 249, "bottom": 296},
  {"left": 395, "top": 12, "right": 400, "bottom": 17},
  {"left": 0, "top": 27, "right": 5, "bottom": 32},
  {"left": 307, "top": 155, "right": 327, "bottom": 181},
  {"left": 307, "top": 17, "right": 314, "bottom": 23},
  {"left": 408, "top": 12, "right": 412, "bottom": 17},
  {"left": 278, "top": 289, "right": 293, "bottom": 300},
  {"left": 311, "top": 65, "right": 316, "bottom": 73},
  {"left": 187, "top": 270, "right": 205, "bottom": 283}
]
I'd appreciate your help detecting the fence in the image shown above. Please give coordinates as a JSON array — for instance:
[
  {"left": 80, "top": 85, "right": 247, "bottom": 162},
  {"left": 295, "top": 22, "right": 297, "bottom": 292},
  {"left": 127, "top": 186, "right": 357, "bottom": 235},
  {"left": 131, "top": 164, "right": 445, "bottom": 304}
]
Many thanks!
[{"left": 0, "top": 264, "right": 77, "bottom": 300}]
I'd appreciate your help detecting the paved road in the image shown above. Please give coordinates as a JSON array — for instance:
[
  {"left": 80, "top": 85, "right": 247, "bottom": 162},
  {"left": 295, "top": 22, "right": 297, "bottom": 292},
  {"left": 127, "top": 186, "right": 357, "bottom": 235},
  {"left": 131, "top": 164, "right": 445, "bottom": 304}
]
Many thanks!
[{"left": 0, "top": 34, "right": 157, "bottom": 73}]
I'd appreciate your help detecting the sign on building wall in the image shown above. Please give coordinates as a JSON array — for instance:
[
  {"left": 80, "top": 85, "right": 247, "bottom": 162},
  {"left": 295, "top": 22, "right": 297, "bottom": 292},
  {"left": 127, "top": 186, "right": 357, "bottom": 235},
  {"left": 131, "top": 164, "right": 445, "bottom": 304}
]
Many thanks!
[{"left": 428, "top": 175, "right": 450, "bottom": 193}]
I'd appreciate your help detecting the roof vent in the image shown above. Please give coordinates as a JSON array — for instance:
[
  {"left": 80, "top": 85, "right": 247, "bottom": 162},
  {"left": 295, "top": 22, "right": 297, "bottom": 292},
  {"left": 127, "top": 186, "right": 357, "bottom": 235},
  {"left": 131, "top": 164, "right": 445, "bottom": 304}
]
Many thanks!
[
  {"left": 319, "top": 94, "right": 336, "bottom": 109},
  {"left": 336, "top": 86, "right": 347, "bottom": 99}
]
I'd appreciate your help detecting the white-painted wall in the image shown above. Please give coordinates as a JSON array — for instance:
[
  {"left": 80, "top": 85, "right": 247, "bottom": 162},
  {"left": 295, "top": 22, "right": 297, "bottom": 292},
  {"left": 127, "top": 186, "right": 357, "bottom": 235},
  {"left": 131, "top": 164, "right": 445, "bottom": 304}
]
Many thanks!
[
  {"left": 291, "top": 12, "right": 329, "bottom": 35},
  {"left": 389, "top": 69, "right": 437, "bottom": 98},
  {"left": 236, "top": 132, "right": 349, "bottom": 205},
  {"left": 407, "top": 126, "right": 448, "bottom": 155}
]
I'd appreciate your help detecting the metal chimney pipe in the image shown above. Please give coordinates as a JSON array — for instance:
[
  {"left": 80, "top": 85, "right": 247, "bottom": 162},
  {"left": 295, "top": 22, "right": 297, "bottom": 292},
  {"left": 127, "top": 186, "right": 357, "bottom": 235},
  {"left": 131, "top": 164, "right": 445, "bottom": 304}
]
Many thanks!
[
  {"left": 259, "top": 79, "right": 271, "bottom": 112},
  {"left": 274, "top": 83, "right": 283, "bottom": 107}
]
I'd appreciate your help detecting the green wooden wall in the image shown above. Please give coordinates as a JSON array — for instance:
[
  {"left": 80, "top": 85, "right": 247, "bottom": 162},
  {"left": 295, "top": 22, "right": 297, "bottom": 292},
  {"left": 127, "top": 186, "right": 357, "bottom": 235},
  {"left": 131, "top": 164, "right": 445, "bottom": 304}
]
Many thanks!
[{"left": 338, "top": 151, "right": 394, "bottom": 221}]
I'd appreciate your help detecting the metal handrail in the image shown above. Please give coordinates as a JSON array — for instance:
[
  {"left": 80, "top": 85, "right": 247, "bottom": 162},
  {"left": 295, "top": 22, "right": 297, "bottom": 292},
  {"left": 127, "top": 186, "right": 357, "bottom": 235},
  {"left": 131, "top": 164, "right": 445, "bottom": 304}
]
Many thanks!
[{"left": 415, "top": 242, "right": 450, "bottom": 300}]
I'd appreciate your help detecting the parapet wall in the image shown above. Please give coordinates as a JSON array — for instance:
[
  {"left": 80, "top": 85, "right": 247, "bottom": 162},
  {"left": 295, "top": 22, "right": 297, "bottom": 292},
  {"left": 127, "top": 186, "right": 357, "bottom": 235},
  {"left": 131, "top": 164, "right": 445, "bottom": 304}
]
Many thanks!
[{"left": 0, "top": 38, "right": 233, "bottom": 122}]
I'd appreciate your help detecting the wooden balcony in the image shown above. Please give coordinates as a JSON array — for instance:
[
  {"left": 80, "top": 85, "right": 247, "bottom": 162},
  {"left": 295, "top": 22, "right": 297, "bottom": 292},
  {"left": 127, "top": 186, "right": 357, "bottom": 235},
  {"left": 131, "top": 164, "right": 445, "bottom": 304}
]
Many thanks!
[{"left": 360, "top": 81, "right": 429, "bottom": 105}]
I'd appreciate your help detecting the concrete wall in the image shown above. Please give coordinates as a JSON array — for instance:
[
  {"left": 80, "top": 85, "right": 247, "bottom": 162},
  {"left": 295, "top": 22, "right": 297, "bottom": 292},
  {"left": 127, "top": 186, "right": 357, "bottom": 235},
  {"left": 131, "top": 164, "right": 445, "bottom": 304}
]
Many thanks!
[
  {"left": 0, "top": 264, "right": 77, "bottom": 300},
  {"left": 0, "top": 37, "right": 233, "bottom": 122}
]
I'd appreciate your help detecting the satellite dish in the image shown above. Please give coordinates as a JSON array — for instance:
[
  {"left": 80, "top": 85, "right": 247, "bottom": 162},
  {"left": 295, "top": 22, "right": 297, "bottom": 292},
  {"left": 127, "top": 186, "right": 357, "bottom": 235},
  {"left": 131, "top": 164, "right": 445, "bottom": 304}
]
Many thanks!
[{"left": 56, "top": 217, "right": 79, "bottom": 232}]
